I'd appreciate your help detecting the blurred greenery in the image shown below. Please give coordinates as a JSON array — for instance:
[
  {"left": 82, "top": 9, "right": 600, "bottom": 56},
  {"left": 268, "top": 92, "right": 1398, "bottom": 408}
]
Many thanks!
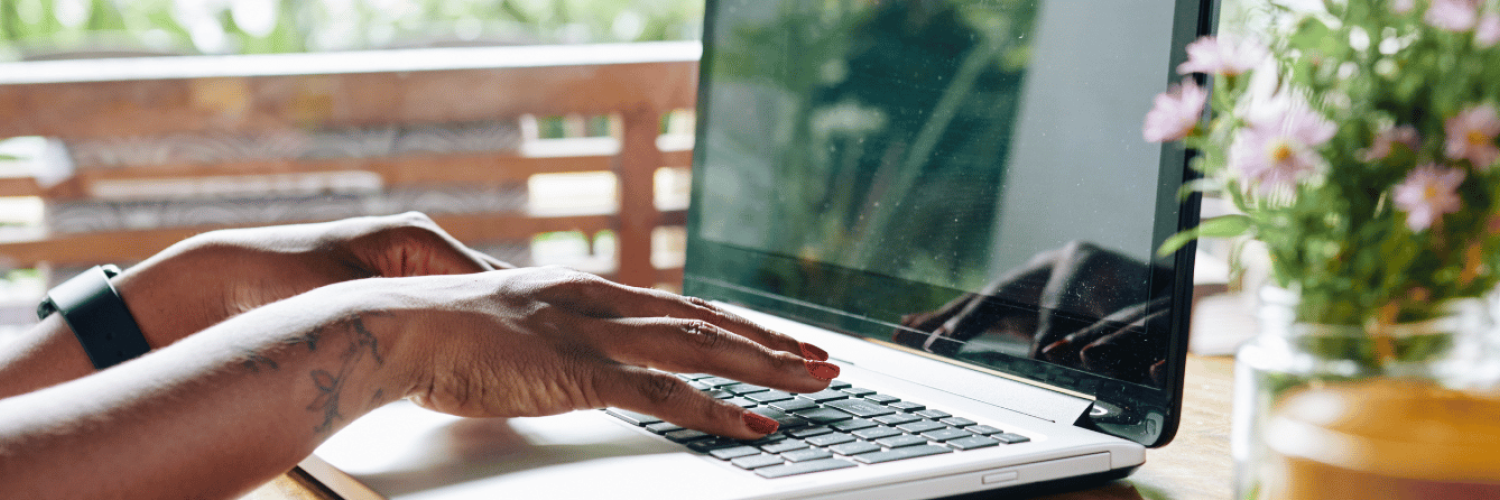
[{"left": 0, "top": 0, "right": 703, "bottom": 61}]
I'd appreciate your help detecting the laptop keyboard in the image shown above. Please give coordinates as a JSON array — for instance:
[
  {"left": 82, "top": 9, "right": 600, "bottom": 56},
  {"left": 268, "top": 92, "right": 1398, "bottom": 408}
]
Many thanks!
[{"left": 603, "top": 374, "right": 1033, "bottom": 479}]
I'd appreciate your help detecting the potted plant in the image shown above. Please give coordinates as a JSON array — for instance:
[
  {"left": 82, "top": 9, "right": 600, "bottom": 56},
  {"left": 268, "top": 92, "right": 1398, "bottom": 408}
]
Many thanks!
[{"left": 1144, "top": 1, "right": 1500, "bottom": 497}]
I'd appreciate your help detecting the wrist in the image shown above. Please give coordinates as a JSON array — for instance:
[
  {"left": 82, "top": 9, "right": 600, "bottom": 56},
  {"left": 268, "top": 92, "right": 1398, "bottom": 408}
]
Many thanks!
[{"left": 298, "top": 279, "right": 430, "bottom": 407}]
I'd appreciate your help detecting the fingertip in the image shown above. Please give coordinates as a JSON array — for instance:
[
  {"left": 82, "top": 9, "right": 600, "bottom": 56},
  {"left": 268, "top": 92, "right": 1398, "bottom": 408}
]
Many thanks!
[
  {"left": 799, "top": 342, "right": 829, "bottom": 361},
  {"left": 805, "top": 360, "right": 839, "bottom": 381},
  {"left": 742, "top": 410, "right": 779, "bottom": 436}
]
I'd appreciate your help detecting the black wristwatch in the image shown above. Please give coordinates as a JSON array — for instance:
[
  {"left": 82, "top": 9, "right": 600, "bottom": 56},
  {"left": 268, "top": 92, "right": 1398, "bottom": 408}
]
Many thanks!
[{"left": 37, "top": 265, "right": 152, "bottom": 369}]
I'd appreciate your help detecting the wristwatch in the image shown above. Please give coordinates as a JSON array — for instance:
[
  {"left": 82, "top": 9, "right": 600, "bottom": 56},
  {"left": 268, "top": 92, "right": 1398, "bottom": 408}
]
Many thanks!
[{"left": 37, "top": 265, "right": 151, "bottom": 369}]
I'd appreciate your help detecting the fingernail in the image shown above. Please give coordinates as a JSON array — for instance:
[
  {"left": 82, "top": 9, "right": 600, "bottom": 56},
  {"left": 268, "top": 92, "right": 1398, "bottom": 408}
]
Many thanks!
[
  {"left": 799, "top": 342, "right": 829, "bottom": 361},
  {"left": 805, "top": 360, "right": 840, "bottom": 381},
  {"left": 743, "top": 411, "right": 779, "bottom": 435}
]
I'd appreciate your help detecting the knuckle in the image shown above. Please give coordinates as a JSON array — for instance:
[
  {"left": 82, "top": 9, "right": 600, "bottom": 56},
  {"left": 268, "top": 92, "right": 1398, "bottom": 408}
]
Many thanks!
[
  {"left": 681, "top": 320, "right": 727, "bottom": 352},
  {"left": 638, "top": 372, "right": 687, "bottom": 405}
]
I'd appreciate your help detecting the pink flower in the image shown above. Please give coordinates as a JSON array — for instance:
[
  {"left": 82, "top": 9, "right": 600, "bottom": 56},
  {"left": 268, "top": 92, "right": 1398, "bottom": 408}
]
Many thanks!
[
  {"left": 1177, "top": 35, "right": 1269, "bottom": 76},
  {"left": 1445, "top": 103, "right": 1500, "bottom": 169},
  {"left": 1476, "top": 13, "right": 1500, "bottom": 47},
  {"left": 1394, "top": 164, "right": 1466, "bottom": 232},
  {"left": 1393, "top": 0, "right": 1418, "bottom": 14},
  {"left": 1228, "top": 95, "right": 1337, "bottom": 195},
  {"left": 1143, "top": 79, "right": 1208, "bottom": 142},
  {"left": 1363, "top": 125, "right": 1421, "bottom": 161},
  {"left": 1426, "top": 0, "right": 1481, "bottom": 31}
]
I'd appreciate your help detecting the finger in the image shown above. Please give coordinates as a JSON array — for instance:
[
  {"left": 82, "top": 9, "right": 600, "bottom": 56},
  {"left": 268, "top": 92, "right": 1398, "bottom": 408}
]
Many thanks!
[
  {"left": 599, "top": 284, "right": 827, "bottom": 361},
  {"left": 591, "top": 317, "right": 835, "bottom": 394},
  {"left": 525, "top": 268, "right": 829, "bottom": 361},
  {"left": 597, "top": 366, "right": 779, "bottom": 440}
]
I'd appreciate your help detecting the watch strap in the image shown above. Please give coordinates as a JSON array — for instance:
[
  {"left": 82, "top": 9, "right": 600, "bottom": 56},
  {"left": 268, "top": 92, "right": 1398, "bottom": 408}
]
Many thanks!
[{"left": 38, "top": 265, "right": 152, "bottom": 369}]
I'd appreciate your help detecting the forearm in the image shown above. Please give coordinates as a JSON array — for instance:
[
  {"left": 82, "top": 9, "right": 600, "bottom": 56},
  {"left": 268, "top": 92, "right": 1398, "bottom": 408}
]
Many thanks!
[{"left": 0, "top": 281, "right": 419, "bottom": 500}]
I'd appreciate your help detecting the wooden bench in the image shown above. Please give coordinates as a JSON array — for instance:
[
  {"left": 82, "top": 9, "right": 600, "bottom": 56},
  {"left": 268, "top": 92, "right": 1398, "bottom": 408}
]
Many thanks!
[{"left": 0, "top": 41, "right": 701, "bottom": 288}]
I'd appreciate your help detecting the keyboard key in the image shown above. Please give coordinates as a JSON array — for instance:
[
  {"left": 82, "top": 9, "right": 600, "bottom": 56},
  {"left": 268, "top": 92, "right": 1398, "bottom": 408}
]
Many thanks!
[
  {"left": 939, "top": 417, "right": 976, "bottom": 427},
  {"left": 742, "top": 432, "right": 790, "bottom": 446},
  {"left": 751, "top": 408, "right": 810, "bottom": 430},
  {"left": 921, "top": 428, "right": 974, "bottom": 442},
  {"left": 800, "top": 389, "right": 851, "bottom": 403},
  {"left": 873, "top": 413, "right": 922, "bottom": 426},
  {"left": 829, "top": 440, "right": 881, "bottom": 456},
  {"left": 760, "top": 440, "right": 809, "bottom": 454},
  {"left": 851, "top": 426, "right": 903, "bottom": 440},
  {"left": 769, "top": 397, "right": 819, "bottom": 412},
  {"left": 755, "top": 458, "right": 857, "bottom": 478},
  {"left": 726, "top": 384, "right": 771, "bottom": 395},
  {"left": 853, "top": 445, "right": 951, "bottom": 464},
  {"left": 731, "top": 453, "right": 785, "bottom": 470},
  {"left": 825, "top": 399, "right": 895, "bottom": 418},
  {"left": 788, "top": 426, "right": 834, "bottom": 438},
  {"left": 874, "top": 434, "right": 930, "bottom": 449},
  {"left": 645, "top": 422, "right": 683, "bottom": 434},
  {"left": 829, "top": 380, "right": 852, "bottom": 389},
  {"left": 688, "top": 380, "right": 711, "bottom": 391},
  {"left": 726, "top": 397, "right": 759, "bottom": 408},
  {"left": 914, "top": 409, "right": 951, "bottom": 419},
  {"left": 700, "top": 377, "right": 741, "bottom": 387},
  {"left": 711, "top": 445, "right": 763, "bottom": 460},
  {"left": 887, "top": 401, "right": 926, "bottom": 412},
  {"left": 841, "top": 387, "right": 877, "bottom": 397},
  {"left": 663, "top": 429, "right": 710, "bottom": 443},
  {"left": 966, "top": 425, "right": 1003, "bottom": 435},
  {"left": 995, "top": 433, "right": 1032, "bottom": 444},
  {"left": 794, "top": 407, "right": 855, "bottom": 424},
  {"left": 946, "top": 436, "right": 1000, "bottom": 451},
  {"left": 831, "top": 418, "right": 878, "bottom": 432},
  {"left": 676, "top": 373, "right": 714, "bottom": 381},
  {"left": 806, "top": 433, "right": 856, "bottom": 447},
  {"left": 706, "top": 390, "right": 734, "bottom": 399},
  {"left": 747, "top": 391, "right": 796, "bottom": 403},
  {"left": 781, "top": 448, "right": 834, "bottom": 463},
  {"left": 865, "top": 394, "right": 901, "bottom": 404},
  {"left": 687, "top": 438, "right": 743, "bottom": 452},
  {"left": 604, "top": 408, "right": 661, "bottom": 426},
  {"left": 895, "top": 420, "right": 947, "bottom": 434}
]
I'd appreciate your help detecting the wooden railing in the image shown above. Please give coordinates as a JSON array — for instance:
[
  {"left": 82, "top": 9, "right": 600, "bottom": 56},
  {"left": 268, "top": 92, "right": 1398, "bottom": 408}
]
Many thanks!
[{"left": 0, "top": 41, "right": 701, "bottom": 288}]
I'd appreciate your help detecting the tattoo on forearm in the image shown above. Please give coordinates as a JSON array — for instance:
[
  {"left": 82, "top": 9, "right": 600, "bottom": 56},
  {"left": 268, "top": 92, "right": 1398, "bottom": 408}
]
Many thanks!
[{"left": 306, "top": 312, "right": 386, "bottom": 434}]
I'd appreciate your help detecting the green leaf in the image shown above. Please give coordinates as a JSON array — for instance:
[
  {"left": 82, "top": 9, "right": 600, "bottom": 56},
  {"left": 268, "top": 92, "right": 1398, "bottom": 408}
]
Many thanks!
[{"left": 1157, "top": 214, "right": 1253, "bottom": 257}]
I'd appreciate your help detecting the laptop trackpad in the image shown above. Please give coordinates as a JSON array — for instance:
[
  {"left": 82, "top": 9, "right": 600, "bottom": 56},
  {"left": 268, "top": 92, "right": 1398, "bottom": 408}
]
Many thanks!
[{"left": 315, "top": 400, "right": 731, "bottom": 499}]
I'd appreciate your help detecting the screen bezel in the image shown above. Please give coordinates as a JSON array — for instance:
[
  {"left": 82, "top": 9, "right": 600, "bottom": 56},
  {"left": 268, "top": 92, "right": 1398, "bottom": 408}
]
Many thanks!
[{"left": 683, "top": 0, "right": 1215, "bottom": 448}]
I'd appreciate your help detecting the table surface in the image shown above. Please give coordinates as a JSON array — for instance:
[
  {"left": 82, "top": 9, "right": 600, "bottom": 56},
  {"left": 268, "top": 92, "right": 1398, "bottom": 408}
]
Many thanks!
[{"left": 242, "top": 355, "right": 1236, "bottom": 500}]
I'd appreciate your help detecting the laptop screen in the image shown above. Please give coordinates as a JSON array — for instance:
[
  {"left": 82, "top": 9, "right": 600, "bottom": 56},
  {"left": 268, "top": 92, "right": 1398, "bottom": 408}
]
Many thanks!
[{"left": 685, "top": 0, "right": 1209, "bottom": 447}]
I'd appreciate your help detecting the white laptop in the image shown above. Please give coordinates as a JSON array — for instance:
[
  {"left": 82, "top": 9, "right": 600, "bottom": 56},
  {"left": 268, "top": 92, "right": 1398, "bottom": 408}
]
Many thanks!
[{"left": 303, "top": 0, "right": 1213, "bottom": 498}]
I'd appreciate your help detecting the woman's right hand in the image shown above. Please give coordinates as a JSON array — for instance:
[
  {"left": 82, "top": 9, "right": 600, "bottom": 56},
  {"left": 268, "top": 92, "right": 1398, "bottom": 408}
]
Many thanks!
[{"left": 385, "top": 267, "right": 839, "bottom": 439}]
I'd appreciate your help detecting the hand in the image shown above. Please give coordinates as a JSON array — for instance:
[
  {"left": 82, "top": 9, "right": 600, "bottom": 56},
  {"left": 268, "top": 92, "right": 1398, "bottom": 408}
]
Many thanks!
[
  {"left": 894, "top": 241, "right": 1169, "bottom": 384},
  {"left": 385, "top": 267, "right": 839, "bottom": 439},
  {"left": 115, "top": 212, "right": 509, "bottom": 349}
]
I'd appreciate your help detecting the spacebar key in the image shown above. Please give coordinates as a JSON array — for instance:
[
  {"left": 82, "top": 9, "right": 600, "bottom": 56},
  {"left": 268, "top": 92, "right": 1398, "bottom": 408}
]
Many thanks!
[
  {"left": 755, "top": 458, "right": 857, "bottom": 478},
  {"left": 852, "top": 445, "right": 951, "bottom": 464}
]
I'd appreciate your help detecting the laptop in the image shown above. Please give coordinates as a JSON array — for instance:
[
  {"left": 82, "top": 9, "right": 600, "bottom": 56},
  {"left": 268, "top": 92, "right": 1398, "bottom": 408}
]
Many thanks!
[{"left": 303, "top": 0, "right": 1212, "bottom": 498}]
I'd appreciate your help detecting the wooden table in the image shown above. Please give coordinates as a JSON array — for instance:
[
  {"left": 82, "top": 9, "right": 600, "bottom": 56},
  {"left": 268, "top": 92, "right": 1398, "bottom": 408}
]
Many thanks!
[{"left": 244, "top": 355, "right": 1235, "bottom": 500}]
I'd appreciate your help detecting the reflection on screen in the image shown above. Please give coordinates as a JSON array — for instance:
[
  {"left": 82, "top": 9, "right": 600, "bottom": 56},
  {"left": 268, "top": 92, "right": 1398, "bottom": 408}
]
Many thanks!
[{"left": 694, "top": 0, "right": 1181, "bottom": 388}]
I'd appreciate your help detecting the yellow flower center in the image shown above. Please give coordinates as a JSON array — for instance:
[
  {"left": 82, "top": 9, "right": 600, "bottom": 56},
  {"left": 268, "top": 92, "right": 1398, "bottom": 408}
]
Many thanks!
[
  {"left": 1468, "top": 129, "right": 1490, "bottom": 147},
  {"left": 1425, "top": 184, "right": 1441, "bottom": 200},
  {"left": 1270, "top": 141, "right": 1295, "bottom": 163}
]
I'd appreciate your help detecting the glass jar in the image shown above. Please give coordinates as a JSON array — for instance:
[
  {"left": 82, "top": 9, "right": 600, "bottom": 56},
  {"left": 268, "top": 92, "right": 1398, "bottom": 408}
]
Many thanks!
[{"left": 1232, "top": 288, "right": 1500, "bottom": 500}]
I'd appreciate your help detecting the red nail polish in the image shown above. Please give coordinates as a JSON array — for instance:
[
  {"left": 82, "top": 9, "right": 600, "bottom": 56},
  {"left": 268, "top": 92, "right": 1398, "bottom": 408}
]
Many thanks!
[
  {"left": 805, "top": 360, "right": 840, "bottom": 381},
  {"left": 743, "top": 411, "right": 779, "bottom": 435},
  {"left": 800, "top": 342, "right": 829, "bottom": 361}
]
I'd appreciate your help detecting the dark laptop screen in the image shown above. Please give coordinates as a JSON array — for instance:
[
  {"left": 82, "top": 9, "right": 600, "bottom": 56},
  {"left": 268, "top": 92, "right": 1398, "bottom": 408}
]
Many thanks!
[{"left": 685, "top": 0, "right": 1209, "bottom": 447}]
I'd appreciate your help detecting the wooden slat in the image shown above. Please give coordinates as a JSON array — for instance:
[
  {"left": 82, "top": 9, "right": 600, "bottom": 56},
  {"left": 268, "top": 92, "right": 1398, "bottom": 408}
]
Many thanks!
[
  {"left": 0, "top": 43, "right": 700, "bottom": 139},
  {"left": 8, "top": 147, "right": 693, "bottom": 200},
  {"left": 0, "top": 210, "right": 685, "bottom": 269},
  {"left": 0, "top": 176, "right": 41, "bottom": 197},
  {"left": 614, "top": 109, "right": 663, "bottom": 288}
]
